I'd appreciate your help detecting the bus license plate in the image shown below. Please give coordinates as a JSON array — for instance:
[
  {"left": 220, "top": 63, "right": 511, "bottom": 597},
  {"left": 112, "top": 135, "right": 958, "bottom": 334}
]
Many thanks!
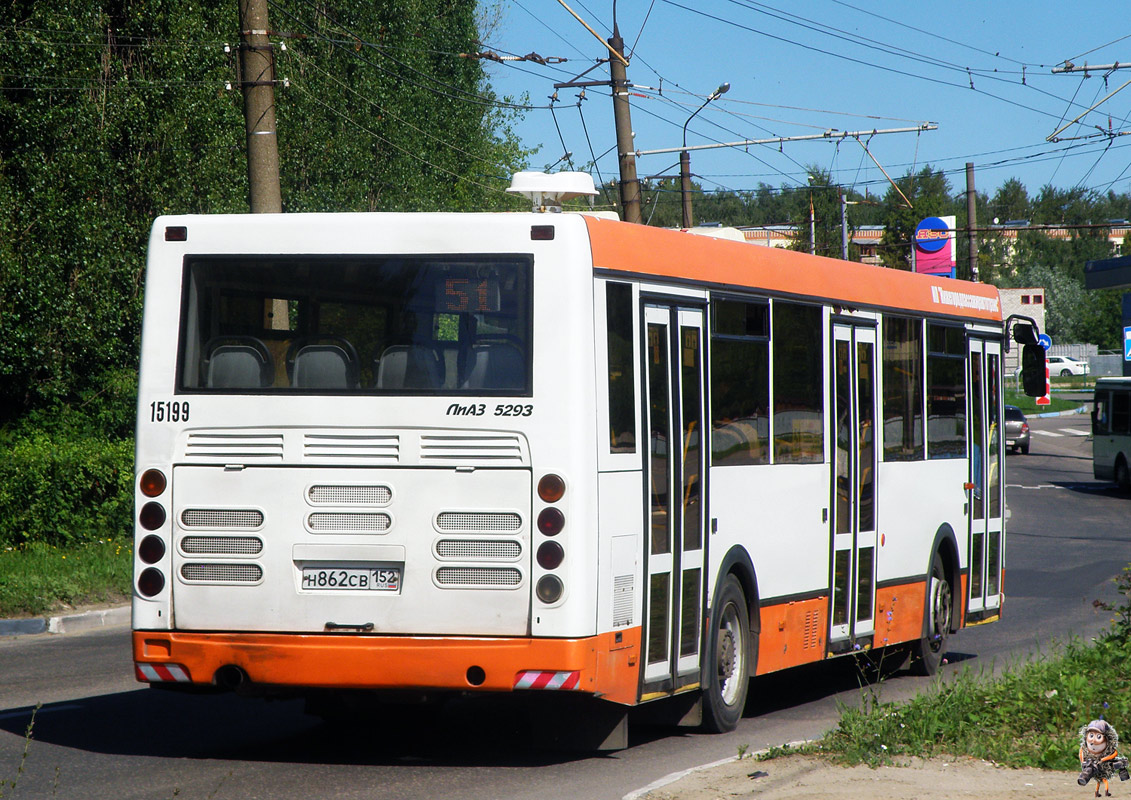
[{"left": 301, "top": 567, "right": 400, "bottom": 592}]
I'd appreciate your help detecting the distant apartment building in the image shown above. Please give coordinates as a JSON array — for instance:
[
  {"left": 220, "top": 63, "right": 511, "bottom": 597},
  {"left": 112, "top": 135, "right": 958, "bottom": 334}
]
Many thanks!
[{"left": 998, "top": 288, "right": 1046, "bottom": 375}]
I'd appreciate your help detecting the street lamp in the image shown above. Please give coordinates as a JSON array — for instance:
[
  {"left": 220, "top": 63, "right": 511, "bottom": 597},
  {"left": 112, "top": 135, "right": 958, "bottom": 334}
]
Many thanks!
[{"left": 681, "top": 82, "right": 730, "bottom": 228}]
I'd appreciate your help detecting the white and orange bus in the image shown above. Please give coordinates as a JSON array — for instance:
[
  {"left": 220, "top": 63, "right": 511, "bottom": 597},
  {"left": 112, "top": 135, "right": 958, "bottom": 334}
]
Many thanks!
[{"left": 132, "top": 173, "right": 1041, "bottom": 747}]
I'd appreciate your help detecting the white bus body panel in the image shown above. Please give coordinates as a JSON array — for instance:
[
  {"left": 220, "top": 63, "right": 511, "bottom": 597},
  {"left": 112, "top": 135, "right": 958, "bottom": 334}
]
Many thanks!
[{"left": 134, "top": 213, "right": 602, "bottom": 640}]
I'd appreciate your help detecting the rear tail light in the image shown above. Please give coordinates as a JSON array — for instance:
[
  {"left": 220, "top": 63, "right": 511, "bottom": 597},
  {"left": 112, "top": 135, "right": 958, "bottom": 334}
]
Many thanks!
[
  {"left": 139, "top": 502, "right": 166, "bottom": 531},
  {"left": 1021, "top": 422, "right": 1029, "bottom": 433},
  {"left": 537, "top": 541, "right": 564, "bottom": 570},
  {"left": 537, "top": 507, "right": 564, "bottom": 536},
  {"left": 536, "top": 575, "right": 563, "bottom": 604},
  {"left": 139, "top": 469, "right": 167, "bottom": 497},
  {"left": 138, "top": 567, "right": 165, "bottom": 597},
  {"left": 139, "top": 535, "right": 166, "bottom": 564},
  {"left": 537, "top": 473, "right": 565, "bottom": 502}
]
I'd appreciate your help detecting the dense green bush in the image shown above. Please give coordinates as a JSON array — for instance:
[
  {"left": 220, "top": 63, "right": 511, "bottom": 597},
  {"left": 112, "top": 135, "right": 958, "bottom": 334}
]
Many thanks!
[{"left": 0, "top": 427, "right": 133, "bottom": 549}]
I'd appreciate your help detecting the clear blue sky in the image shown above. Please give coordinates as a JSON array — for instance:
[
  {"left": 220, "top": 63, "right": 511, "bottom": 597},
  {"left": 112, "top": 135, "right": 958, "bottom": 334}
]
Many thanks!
[{"left": 480, "top": 1, "right": 1131, "bottom": 210}]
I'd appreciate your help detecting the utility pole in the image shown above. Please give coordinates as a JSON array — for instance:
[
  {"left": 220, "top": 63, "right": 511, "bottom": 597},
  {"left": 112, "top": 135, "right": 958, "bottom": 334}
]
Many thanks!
[
  {"left": 965, "top": 163, "right": 979, "bottom": 281},
  {"left": 239, "top": 0, "right": 282, "bottom": 214},
  {"left": 840, "top": 189, "right": 849, "bottom": 260},
  {"left": 809, "top": 192, "right": 816, "bottom": 256},
  {"left": 680, "top": 151, "right": 692, "bottom": 228},
  {"left": 608, "top": 25, "right": 641, "bottom": 224}
]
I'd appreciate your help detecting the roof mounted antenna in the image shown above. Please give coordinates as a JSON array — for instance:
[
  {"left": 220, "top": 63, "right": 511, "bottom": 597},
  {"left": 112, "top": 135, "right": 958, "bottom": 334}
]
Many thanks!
[{"left": 507, "top": 171, "right": 598, "bottom": 213}]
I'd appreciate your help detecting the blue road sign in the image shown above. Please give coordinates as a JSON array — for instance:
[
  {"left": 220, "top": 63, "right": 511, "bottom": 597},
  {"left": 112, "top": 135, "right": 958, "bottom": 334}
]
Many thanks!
[
  {"left": 1124, "top": 327, "right": 1131, "bottom": 361},
  {"left": 1038, "top": 333, "right": 1052, "bottom": 350}
]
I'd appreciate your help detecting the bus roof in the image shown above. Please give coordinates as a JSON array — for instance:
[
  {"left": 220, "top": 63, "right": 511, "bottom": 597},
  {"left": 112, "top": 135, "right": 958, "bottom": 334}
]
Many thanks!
[{"left": 583, "top": 216, "right": 1002, "bottom": 324}]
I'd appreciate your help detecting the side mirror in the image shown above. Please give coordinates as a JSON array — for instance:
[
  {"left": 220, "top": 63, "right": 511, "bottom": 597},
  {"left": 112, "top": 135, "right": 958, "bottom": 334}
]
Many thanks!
[
  {"left": 1012, "top": 321, "right": 1038, "bottom": 346},
  {"left": 1021, "top": 344, "right": 1046, "bottom": 398}
]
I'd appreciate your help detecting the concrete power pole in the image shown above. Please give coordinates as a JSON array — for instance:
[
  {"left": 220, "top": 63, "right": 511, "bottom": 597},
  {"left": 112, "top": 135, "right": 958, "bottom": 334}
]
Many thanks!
[
  {"left": 607, "top": 26, "right": 642, "bottom": 225},
  {"left": 966, "top": 162, "right": 978, "bottom": 281},
  {"left": 239, "top": 0, "right": 282, "bottom": 214}
]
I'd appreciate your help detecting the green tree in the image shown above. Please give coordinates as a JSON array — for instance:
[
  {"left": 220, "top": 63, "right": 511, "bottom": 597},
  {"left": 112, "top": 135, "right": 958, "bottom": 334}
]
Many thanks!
[
  {"left": 989, "top": 178, "right": 1031, "bottom": 223},
  {"left": 0, "top": 0, "right": 527, "bottom": 425},
  {"left": 1030, "top": 185, "right": 1096, "bottom": 225},
  {"left": 997, "top": 232, "right": 1120, "bottom": 348}
]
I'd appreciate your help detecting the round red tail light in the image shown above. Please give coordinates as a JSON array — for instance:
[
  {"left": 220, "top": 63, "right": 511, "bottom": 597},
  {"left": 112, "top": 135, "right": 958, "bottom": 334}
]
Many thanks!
[
  {"left": 139, "top": 469, "right": 167, "bottom": 498},
  {"left": 537, "top": 507, "right": 565, "bottom": 536},
  {"left": 537, "top": 473, "right": 566, "bottom": 503},
  {"left": 536, "top": 575, "right": 563, "bottom": 604},
  {"left": 138, "top": 567, "right": 165, "bottom": 597},
  {"left": 139, "top": 535, "right": 166, "bottom": 564},
  {"left": 139, "top": 502, "right": 166, "bottom": 531},
  {"left": 537, "top": 541, "right": 564, "bottom": 570}
]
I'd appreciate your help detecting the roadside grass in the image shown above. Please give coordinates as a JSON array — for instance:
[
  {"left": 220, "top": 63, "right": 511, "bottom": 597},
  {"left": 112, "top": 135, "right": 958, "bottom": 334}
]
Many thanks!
[
  {"left": 0, "top": 539, "right": 131, "bottom": 618},
  {"left": 804, "top": 566, "right": 1131, "bottom": 771},
  {"left": 1003, "top": 390, "right": 1083, "bottom": 415}
]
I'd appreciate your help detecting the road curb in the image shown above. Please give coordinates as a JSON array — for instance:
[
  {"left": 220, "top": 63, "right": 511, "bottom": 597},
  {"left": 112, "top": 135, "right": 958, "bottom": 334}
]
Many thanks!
[
  {"left": 1034, "top": 404, "right": 1088, "bottom": 419},
  {"left": 622, "top": 740, "right": 813, "bottom": 800},
  {"left": 0, "top": 604, "right": 130, "bottom": 638}
]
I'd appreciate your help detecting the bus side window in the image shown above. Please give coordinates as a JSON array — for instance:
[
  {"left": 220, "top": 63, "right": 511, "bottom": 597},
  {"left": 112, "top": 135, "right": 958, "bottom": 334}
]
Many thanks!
[
  {"left": 1113, "top": 390, "right": 1131, "bottom": 435},
  {"left": 1094, "top": 392, "right": 1109, "bottom": 434},
  {"left": 606, "top": 282, "right": 636, "bottom": 453}
]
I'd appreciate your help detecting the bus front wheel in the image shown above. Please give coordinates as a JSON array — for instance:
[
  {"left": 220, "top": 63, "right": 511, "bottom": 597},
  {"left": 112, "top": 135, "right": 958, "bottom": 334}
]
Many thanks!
[
  {"left": 910, "top": 552, "right": 951, "bottom": 675},
  {"left": 702, "top": 574, "right": 751, "bottom": 733}
]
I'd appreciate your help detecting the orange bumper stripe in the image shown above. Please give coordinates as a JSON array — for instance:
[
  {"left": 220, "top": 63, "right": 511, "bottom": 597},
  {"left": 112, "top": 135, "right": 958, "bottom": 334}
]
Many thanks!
[{"left": 134, "top": 628, "right": 642, "bottom": 704}]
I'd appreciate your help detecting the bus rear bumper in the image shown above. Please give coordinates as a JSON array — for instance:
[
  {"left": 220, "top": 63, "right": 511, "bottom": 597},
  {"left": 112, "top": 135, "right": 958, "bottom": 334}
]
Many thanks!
[{"left": 133, "top": 629, "right": 641, "bottom": 704}]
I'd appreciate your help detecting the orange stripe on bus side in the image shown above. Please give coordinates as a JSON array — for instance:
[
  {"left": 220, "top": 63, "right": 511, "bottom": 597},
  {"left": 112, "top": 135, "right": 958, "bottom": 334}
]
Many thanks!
[
  {"left": 755, "top": 596, "right": 828, "bottom": 675},
  {"left": 874, "top": 580, "right": 928, "bottom": 648},
  {"left": 582, "top": 217, "right": 1002, "bottom": 323},
  {"left": 134, "top": 628, "right": 642, "bottom": 705}
]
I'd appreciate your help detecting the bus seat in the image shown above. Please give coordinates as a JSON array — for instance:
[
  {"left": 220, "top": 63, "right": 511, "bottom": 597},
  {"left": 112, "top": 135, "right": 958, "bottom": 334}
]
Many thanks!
[
  {"left": 287, "top": 339, "right": 360, "bottom": 389},
  {"left": 375, "top": 345, "right": 444, "bottom": 390},
  {"left": 462, "top": 342, "right": 525, "bottom": 391},
  {"left": 203, "top": 337, "right": 274, "bottom": 389}
]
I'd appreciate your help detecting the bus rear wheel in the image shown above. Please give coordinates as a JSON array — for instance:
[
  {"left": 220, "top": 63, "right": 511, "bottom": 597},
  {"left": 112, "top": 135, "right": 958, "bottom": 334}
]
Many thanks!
[
  {"left": 1116, "top": 458, "right": 1130, "bottom": 493},
  {"left": 910, "top": 552, "right": 951, "bottom": 676},
  {"left": 702, "top": 574, "right": 751, "bottom": 733}
]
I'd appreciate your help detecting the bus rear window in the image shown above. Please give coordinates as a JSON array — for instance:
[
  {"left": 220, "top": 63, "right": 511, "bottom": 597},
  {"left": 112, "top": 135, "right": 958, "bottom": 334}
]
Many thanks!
[{"left": 177, "top": 255, "right": 532, "bottom": 395}]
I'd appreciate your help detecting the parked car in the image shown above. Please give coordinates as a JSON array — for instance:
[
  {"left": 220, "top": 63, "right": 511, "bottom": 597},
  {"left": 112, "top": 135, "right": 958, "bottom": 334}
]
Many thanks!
[
  {"left": 1004, "top": 404, "right": 1030, "bottom": 454},
  {"left": 1046, "top": 355, "right": 1088, "bottom": 377}
]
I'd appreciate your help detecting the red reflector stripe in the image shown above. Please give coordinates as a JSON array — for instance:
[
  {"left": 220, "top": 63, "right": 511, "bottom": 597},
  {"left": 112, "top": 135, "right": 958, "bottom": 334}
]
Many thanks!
[
  {"left": 136, "top": 663, "right": 191, "bottom": 683},
  {"left": 513, "top": 670, "right": 579, "bottom": 690}
]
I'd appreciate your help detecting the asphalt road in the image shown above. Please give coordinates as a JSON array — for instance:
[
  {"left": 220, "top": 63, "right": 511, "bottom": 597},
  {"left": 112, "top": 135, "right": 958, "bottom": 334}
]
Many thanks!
[{"left": 1, "top": 411, "right": 1125, "bottom": 800}]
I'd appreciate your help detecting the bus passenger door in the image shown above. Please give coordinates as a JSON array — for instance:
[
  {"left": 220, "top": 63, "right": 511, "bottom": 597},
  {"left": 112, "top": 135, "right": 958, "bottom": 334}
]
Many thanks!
[
  {"left": 966, "top": 339, "right": 1003, "bottom": 619},
  {"left": 642, "top": 305, "right": 707, "bottom": 691},
  {"left": 829, "top": 322, "right": 878, "bottom": 648}
]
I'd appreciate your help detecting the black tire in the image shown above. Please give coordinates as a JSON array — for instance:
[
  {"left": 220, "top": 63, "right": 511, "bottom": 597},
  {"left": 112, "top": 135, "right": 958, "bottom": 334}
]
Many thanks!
[
  {"left": 1020, "top": 443, "right": 1029, "bottom": 455},
  {"left": 1060, "top": 369, "right": 1072, "bottom": 377},
  {"left": 1116, "top": 458, "right": 1131, "bottom": 493},
  {"left": 702, "top": 574, "right": 751, "bottom": 733},
  {"left": 910, "top": 552, "right": 952, "bottom": 676}
]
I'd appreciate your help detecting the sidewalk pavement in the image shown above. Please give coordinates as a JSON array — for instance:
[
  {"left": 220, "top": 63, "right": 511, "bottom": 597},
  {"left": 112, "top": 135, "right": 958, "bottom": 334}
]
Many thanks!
[{"left": 0, "top": 604, "right": 130, "bottom": 637}]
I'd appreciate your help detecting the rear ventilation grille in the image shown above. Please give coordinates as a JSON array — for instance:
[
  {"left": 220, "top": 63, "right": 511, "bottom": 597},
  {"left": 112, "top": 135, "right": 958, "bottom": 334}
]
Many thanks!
[
  {"left": 308, "top": 485, "right": 392, "bottom": 506},
  {"left": 435, "top": 567, "right": 522, "bottom": 588},
  {"left": 304, "top": 433, "right": 399, "bottom": 462},
  {"left": 181, "top": 536, "right": 263, "bottom": 556},
  {"left": 420, "top": 433, "right": 526, "bottom": 464},
  {"left": 307, "top": 512, "right": 391, "bottom": 533},
  {"left": 613, "top": 574, "right": 634, "bottom": 627},
  {"left": 803, "top": 609, "right": 820, "bottom": 650},
  {"left": 435, "top": 539, "right": 522, "bottom": 561},
  {"left": 185, "top": 432, "right": 284, "bottom": 461},
  {"left": 181, "top": 509, "right": 264, "bottom": 529},
  {"left": 180, "top": 563, "right": 263, "bottom": 583},
  {"left": 436, "top": 512, "right": 522, "bottom": 533}
]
